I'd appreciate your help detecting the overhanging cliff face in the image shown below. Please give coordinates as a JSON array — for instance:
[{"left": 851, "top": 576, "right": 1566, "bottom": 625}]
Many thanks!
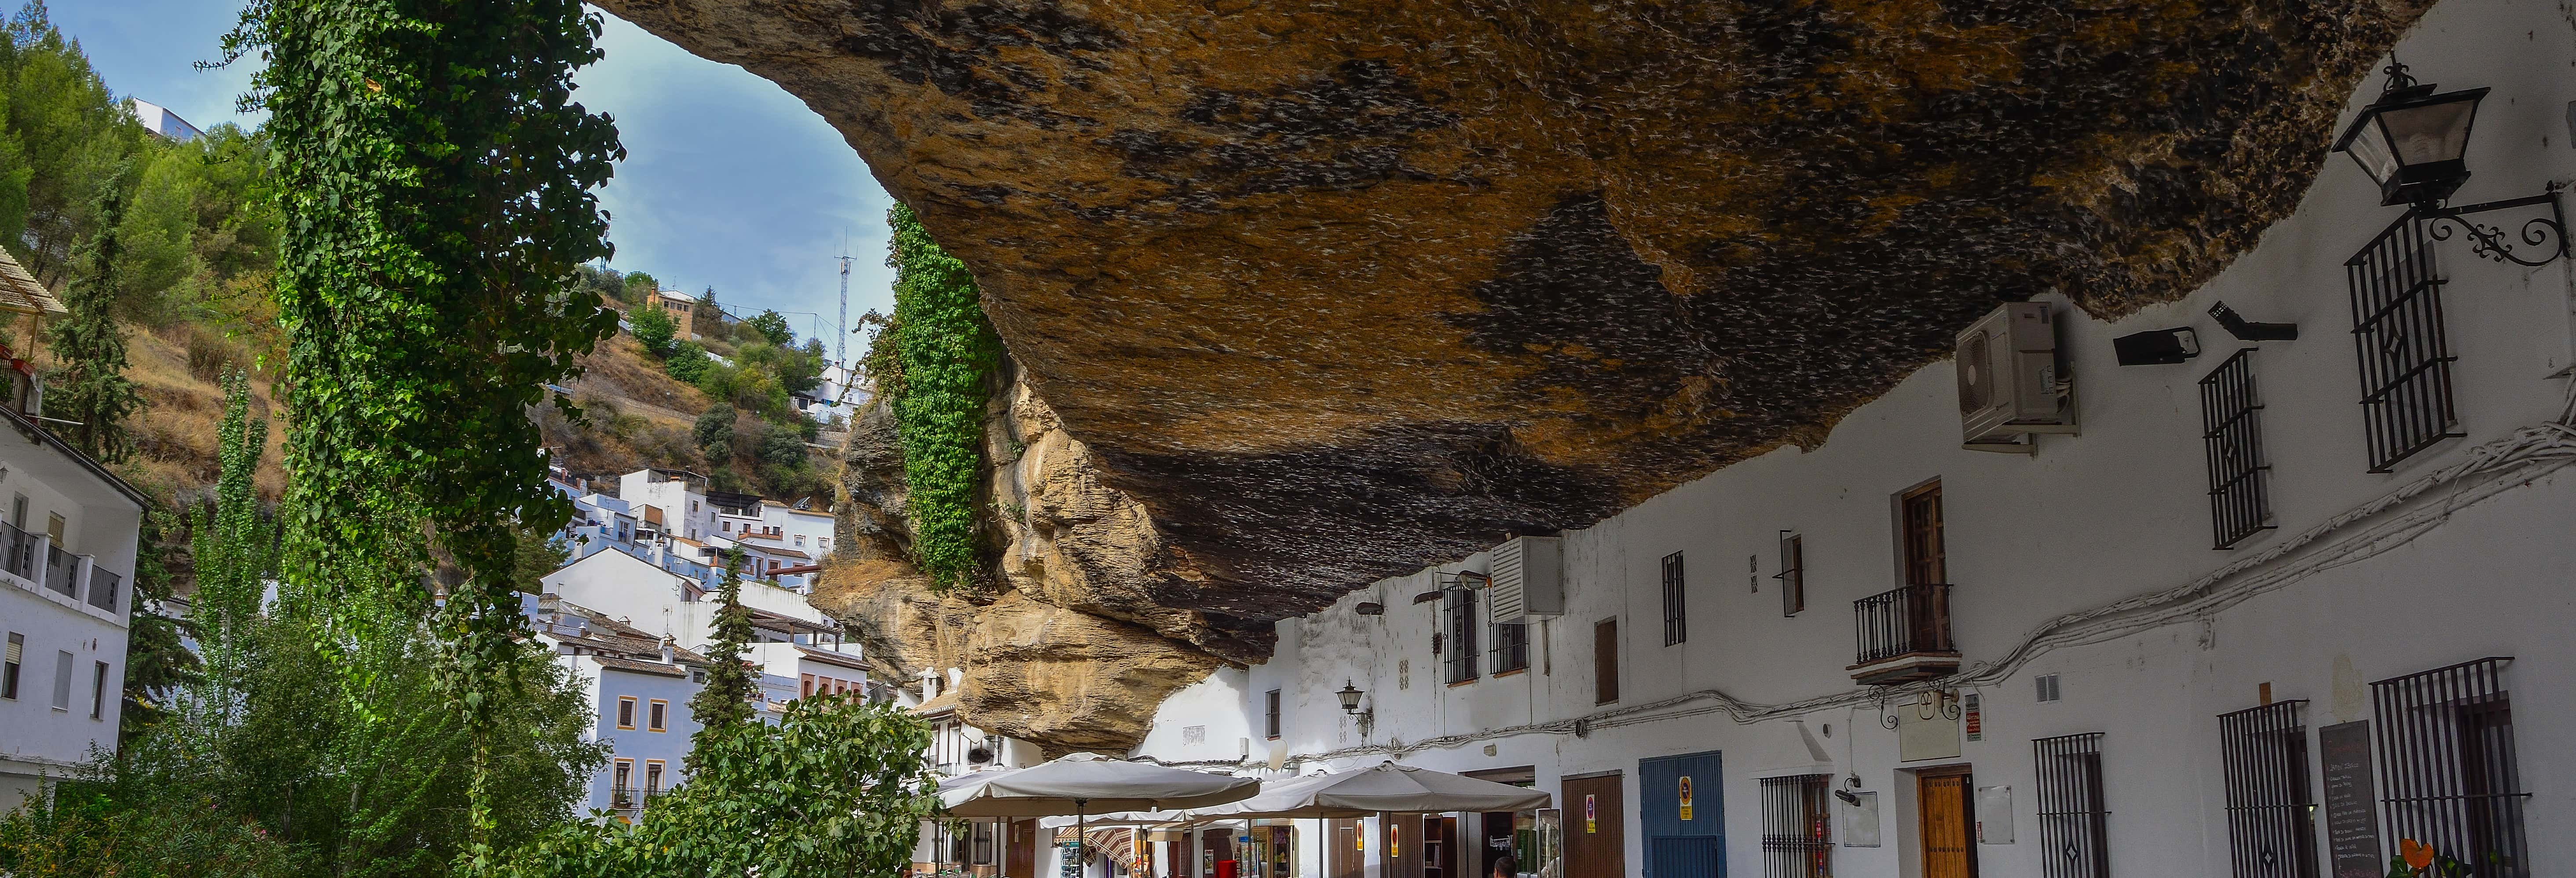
[{"left": 608, "top": 0, "right": 2431, "bottom": 738}]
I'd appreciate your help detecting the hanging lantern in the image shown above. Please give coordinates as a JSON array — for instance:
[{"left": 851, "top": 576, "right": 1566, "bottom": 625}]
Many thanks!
[{"left": 2332, "top": 63, "right": 2489, "bottom": 207}]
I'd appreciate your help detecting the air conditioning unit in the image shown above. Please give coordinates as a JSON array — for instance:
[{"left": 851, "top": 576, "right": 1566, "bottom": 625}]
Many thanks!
[
  {"left": 1956, "top": 302, "right": 2075, "bottom": 453},
  {"left": 1488, "top": 535, "right": 1563, "bottom": 623}
]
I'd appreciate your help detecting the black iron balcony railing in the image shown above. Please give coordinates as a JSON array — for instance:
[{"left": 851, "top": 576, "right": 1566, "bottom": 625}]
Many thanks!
[
  {"left": 609, "top": 786, "right": 661, "bottom": 810},
  {"left": 1853, "top": 583, "right": 1955, "bottom": 665},
  {"left": 43, "top": 543, "right": 74, "bottom": 597}
]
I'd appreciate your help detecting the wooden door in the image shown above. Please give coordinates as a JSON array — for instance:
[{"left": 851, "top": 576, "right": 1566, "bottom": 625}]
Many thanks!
[
  {"left": 1328, "top": 819, "right": 1365, "bottom": 878},
  {"left": 1205, "top": 829, "right": 1235, "bottom": 878},
  {"left": 1383, "top": 816, "right": 1426, "bottom": 878},
  {"left": 1917, "top": 772, "right": 1977, "bottom": 878},
  {"left": 1005, "top": 819, "right": 1037, "bottom": 878},
  {"left": 1899, "top": 481, "right": 1950, "bottom": 650},
  {"left": 1562, "top": 774, "right": 1626, "bottom": 878}
]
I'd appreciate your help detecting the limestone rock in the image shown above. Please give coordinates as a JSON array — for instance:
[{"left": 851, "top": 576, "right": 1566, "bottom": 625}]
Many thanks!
[{"left": 619, "top": 0, "right": 2434, "bottom": 656}]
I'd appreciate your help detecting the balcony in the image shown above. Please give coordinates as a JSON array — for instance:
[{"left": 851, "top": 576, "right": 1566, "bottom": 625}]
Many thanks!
[
  {"left": 609, "top": 786, "right": 662, "bottom": 811},
  {"left": 3, "top": 518, "right": 124, "bottom": 616},
  {"left": 1849, "top": 584, "right": 1958, "bottom": 685}
]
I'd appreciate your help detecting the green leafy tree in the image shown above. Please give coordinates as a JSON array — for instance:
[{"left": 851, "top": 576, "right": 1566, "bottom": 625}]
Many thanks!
[
  {"left": 692, "top": 402, "right": 735, "bottom": 460},
  {"left": 6, "top": 3, "right": 142, "bottom": 284},
  {"left": 118, "top": 508, "right": 200, "bottom": 748},
  {"left": 757, "top": 425, "right": 806, "bottom": 469},
  {"left": 498, "top": 697, "right": 937, "bottom": 878},
  {"left": 628, "top": 304, "right": 675, "bottom": 356},
  {"left": 189, "top": 369, "right": 272, "bottom": 710},
  {"left": 886, "top": 203, "right": 999, "bottom": 589},
  {"left": 46, "top": 181, "right": 144, "bottom": 463},
  {"left": 663, "top": 340, "right": 710, "bottom": 383},
  {"left": 684, "top": 551, "right": 757, "bottom": 757},
  {"left": 746, "top": 308, "right": 793, "bottom": 346},
  {"left": 231, "top": 0, "right": 625, "bottom": 854}
]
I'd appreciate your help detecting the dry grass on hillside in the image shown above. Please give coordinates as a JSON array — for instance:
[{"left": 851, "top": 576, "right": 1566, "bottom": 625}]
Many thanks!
[{"left": 542, "top": 332, "right": 715, "bottom": 480}]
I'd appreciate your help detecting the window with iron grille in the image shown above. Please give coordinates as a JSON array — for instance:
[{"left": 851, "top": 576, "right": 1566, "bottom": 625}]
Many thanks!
[
  {"left": 2346, "top": 213, "right": 2463, "bottom": 472},
  {"left": 1776, "top": 532, "right": 1804, "bottom": 616},
  {"left": 1264, "top": 688, "right": 1281, "bottom": 740},
  {"left": 1660, "top": 551, "right": 1687, "bottom": 646},
  {"left": 1759, "top": 774, "right": 1831, "bottom": 878},
  {"left": 1490, "top": 618, "right": 1529, "bottom": 674},
  {"left": 1444, "top": 588, "right": 1480, "bottom": 684},
  {"left": 2200, "top": 349, "right": 2276, "bottom": 549},
  {"left": 2033, "top": 732, "right": 2110, "bottom": 878},
  {"left": 2371, "top": 657, "right": 2527, "bottom": 877},
  {"left": 2218, "top": 700, "right": 2318, "bottom": 878}
]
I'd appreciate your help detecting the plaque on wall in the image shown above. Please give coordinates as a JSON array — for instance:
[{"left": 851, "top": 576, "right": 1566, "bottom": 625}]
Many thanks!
[{"left": 2319, "top": 721, "right": 2382, "bottom": 878}]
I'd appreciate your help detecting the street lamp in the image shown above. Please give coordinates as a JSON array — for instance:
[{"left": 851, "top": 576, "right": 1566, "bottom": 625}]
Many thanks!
[
  {"left": 1336, "top": 680, "right": 1374, "bottom": 737},
  {"left": 2333, "top": 62, "right": 2488, "bottom": 208}
]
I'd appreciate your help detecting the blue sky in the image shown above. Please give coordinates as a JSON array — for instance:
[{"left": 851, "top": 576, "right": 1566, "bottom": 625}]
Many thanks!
[{"left": 53, "top": 1, "right": 898, "bottom": 361}]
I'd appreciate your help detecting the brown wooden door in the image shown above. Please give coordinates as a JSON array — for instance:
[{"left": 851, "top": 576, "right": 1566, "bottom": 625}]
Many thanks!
[
  {"left": 1004, "top": 819, "right": 1037, "bottom": 878},
  {"left": 1900, "top": 481, "right": 1945, "bottom": 585},
  {"left": 1328, "top": 819, "right": 1365, "bottom": 878},
  {"left": 1382, "top": 816, "right": 1426, "bottom": 878},
  {"left": 1917, "top": 772, "right": 1977, "bottom": 878},
  {"left": 1562, "top": 774, "right": 1625, "bottom": 878},
  {"left": 1206, "top": 829, "right": 1235, "bottom": 878}
]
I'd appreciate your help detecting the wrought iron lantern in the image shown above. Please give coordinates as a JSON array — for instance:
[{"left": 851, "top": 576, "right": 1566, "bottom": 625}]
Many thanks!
[
  {"left": 2332, "top": 62, "right": 2488, "bottom": 208},
  {"left": 1335, "top": 680, "right": 1364, "bottom": 713}
]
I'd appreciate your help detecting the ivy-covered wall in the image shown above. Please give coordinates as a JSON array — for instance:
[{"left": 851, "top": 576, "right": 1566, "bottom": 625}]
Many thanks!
[{"left": 884, "top": 203, "right": 999, "bottom": 590}]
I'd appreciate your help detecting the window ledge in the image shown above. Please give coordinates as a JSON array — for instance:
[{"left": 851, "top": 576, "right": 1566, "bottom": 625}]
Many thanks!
[
  {"left": 1492, "top": 668, "right": 1528, "bottom": 679},
  {"left": 1447, "top": 678, "right": 1478, "bottom": 688}
]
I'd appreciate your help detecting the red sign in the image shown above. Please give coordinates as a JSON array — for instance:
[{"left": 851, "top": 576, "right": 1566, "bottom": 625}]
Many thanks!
[{"left": 1584, "top": 794, "right": 1596, "bottom": 833}]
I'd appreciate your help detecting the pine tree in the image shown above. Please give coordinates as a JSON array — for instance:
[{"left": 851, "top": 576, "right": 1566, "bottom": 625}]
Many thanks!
[
  {"left": 44, "top": 183, "right": 143, "bottom": 462},
  {"left": 684, "top": 549, "right": 757, "bottom": 769}
]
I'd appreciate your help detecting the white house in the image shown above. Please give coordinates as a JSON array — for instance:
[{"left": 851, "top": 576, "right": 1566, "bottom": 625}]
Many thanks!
[
  {"left": 1107, "top": 6, "right": 2576, "bottom": 878},
  {"left": 0, "top": 331, "right": 149, "bottom": 808},
  {"left": 620, "top": 468, "right": 717, "bottom": 544},
  {"left": 127, "top": 99, "right": 202, "bottom": 142},
  {"left": 528, "top": 595, "right": 710, "bottom": 821}
]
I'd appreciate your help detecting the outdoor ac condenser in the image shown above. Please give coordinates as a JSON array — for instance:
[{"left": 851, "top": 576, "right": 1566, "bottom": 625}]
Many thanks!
[
  {"left": 1487, "top": 535, "right": 1563, "bottom": 623},
  {"left": 1956, "top": 302, "right": 2074, "bottom": 453}
]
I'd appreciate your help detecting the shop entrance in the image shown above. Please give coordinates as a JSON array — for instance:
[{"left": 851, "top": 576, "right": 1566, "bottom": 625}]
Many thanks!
[{"left": 1916, "top": 768, "right": 1978, "bottom": 878}]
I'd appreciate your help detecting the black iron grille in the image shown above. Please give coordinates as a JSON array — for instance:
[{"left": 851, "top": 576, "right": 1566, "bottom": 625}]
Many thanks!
[
  {"left": 1490, "top": 619, "right": 1529, "bottom": 673},
  {"left": 2199, "top": 349, "right": 2275, "bottom": 549},
  {"left": 2371, "top": 657, "right": 2527, "bottom": 878},
  {"left": 1443, "top": 587, "right": 1480, "bottom": 684},
  {"left": 1759, "top": 774, "right": 1832, "bottom": 878},
  {"left": 2034, "top": 732, "right": 2110, "bottom": 878},
  {"left": 2346, "top": 213, "right": 2463, "bottom": 472},
  {"left": 2218, "top": 701, "right": 2318, "bottom": 878},
  {"left": 1852, "top": 583, "right": 1954, "bottom": 665},
  {"left": 1660, "top": 551, "right": 1687, "bottom": 646}
]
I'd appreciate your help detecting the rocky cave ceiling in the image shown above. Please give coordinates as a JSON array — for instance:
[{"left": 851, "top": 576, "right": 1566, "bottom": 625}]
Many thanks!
[{"left": 601, "top": 0, "right": 2429, "bottom": 658}]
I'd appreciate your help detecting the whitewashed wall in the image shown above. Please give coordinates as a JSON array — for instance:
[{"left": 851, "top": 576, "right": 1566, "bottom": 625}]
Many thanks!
[{"left": 1133, "top": 0, "right": 2576, "bottom": 875}]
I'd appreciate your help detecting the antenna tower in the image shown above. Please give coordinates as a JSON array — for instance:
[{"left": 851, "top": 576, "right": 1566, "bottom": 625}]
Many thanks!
[{"left": 835, "top": 243, "right": 853, "bottom": 368}]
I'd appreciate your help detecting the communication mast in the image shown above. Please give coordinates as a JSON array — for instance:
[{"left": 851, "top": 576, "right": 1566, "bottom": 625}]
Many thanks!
[{"left": 835, "top": 247, "right": 852, "bottom": 368}]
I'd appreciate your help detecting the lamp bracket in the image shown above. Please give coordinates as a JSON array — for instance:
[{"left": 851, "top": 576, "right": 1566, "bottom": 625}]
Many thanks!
[{"left": 2416, "top": 188, "right": 2571, "bottom": 268}]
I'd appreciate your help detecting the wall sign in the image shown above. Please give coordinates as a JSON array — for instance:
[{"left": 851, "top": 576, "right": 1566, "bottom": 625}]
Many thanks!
[
  {"left": 2320, "top": 721, "right": 2382, "bottom": 878},
  {"left": 1677, "top": 776, "right": 1694, "bottom": 820},
  {"left": 1584, "top": 794, "right": 1597, "bottom": 833},
  {"left": 1963, "top": 692, "right": 1983, "bottom": 742}
]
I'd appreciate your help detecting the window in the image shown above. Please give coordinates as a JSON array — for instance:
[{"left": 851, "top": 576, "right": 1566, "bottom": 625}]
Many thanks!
[
  {"left": 51, "top": 650, "right": 73, "bottom": 710},
  {"left": 2346, "top": 215, "right": 2463, "bottom": 472},
  {"left": 2035, "top": 674, "right": 2063, "bottom": 703},
  {"left": 616, "top": 696, "right": 637, "bottom": 729},
  {"left": 89, "top": 661, "right": 107, "bottom": 719},
  {"left": 1758, "top": 774, "right": 1832, "bottom": 878},
  {"left": 1490, "top": 618, "right": 1529, "bottom": 674},
  {"left": 44, "top": 512, "right": 63, "bottom": 544},
  {"left": 2200, "top": 349, "right": 2275, "bottom": 549},
  {"left": 1776, "top": 532, "right": 1805, "bottom": 616},
  {"left": 801, "top": 673, "right": 814, "bottom": 698},
  {"left": 3, "top": 633, "right": 20, "bottom": 700},
  {"left": 1660, "top": 551, "right": 1687, "bottom": 646},
  {"left": 2371, "top": 657, "right": 2527, "bottom": 877},
  {"left": 1594, "top": 618, "right": 1619, "bottom": 704},
  {"left": 1899, "top": 481, "right": 1944, "bottom": 585},
  {"left": 613, "top": 760, "right": 634, "bottom": 806},
  {"left": 819, "top": 538, "right": 830, "bottom": 550},
  {"left": 794, "top": 535, "right": 805, "bottom": 546},
  {"left": 648, "top": 699, "right": 668, "bottom": 732},
  {"left": 1264, "top": 688, "right": 1282, "bottom": 740},
  {"left": 2032, "top": 732, "right": 2110, "bottom": 878},
  {"left": 1443, "top": 587, "right": 1480, "bottom": 684},
  {"left": 722, "top": 521, "right": 731, "bottom": 532},
  {"left": 2217, "top": 700, "right": 2318, "bottom": 878},
  {"left": 644, "top": 760, "right": 666, "bottom": 794}
]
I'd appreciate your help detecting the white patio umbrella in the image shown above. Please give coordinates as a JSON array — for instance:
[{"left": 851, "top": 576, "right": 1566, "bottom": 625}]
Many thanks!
[
  {"left": 1191, "top": 761, "right": 1551, "bottom": 818},
  {"left": 941, "top": 752, "right": 1260, "bottom": 872}
]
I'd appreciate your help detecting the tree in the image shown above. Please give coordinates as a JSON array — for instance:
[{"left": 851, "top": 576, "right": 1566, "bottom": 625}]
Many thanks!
[
  {"left": 498, "top": 697, "right": 937, "bottom": 878},
  {"left": 683, "top": 550, "right": 757, "bottom": 761},
  {"left": 45, "top": 181, "right": 143, "bottom": 463},
  {"left": 628, "top": 305, "right": 676, "bottom": 357},
  {"left": 188, "top": 369, "right": 271, "bottom": 709},
  {"left": 746, "top": 308, "right": 793, "bottom": 346},
  {"left": 757, "top": 425, "right": 806, "bottom": 469},
  {"left": 692, "top": 403, "right": 735, "bottom": 460},
  {"left": 118, "top": 508, "right": 199, "bottom": 748}
]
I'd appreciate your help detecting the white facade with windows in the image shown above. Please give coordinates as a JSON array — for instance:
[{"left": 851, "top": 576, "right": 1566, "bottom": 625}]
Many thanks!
[
  {"left": 1123, "top": 5, "right": 2576, "bottom": 878},
  {"left": 0, "top": 394, "right": 147, "bottom": 809}
]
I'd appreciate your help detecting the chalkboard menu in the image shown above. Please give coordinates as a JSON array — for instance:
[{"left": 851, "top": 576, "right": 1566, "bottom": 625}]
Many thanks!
[{"left": 2320, "top": 721, "right": 2382, "bottom": 878}]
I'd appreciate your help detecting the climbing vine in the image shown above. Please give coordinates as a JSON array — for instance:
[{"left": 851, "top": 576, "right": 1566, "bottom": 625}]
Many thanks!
[
  {"left": 229, "top": 0, "right": 622, "bottom": 860},
  {"left": 884, "top": 203, "right": 999, "bottom": 590}
]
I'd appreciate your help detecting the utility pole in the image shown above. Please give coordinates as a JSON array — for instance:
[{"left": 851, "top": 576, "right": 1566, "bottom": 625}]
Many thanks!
[{"left": 835, "top": 234, "right": 852, "bottom": 369}]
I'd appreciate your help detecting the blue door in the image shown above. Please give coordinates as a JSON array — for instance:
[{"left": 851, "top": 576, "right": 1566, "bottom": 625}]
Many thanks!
[{"left": 1639, "top": 751, "right": 1724, "bottom": 878}]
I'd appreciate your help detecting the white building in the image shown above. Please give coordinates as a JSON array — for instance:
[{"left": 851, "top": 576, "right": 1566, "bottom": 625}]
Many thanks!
[
  {"left": 528, "top": 595, "right": 710, "bottom": 821},
  {"left": 0, "top": 354, "right": 148, "bottom": 808},
  {"left": 127, "top": 99, "right": 202, "bottom": 142},
  {"left": 908, "top": 667, "right": 1044, "bottom": 876},
  {"left": 538, "top": 547, "right": 850, "bottom": 659},
  {"left": 1109, "top": 7, "right": 2576, "bottom": 878},
  {"left": 620, "top": 468, "right": 717, "bottom": 544}
]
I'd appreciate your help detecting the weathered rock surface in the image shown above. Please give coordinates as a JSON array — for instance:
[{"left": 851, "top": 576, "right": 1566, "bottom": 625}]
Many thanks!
[{"left": 625, "top": 0, "right": 2436, "bottom": 743}]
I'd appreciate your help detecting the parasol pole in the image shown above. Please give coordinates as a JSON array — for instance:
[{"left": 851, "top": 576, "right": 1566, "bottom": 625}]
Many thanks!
[{"left": 1076, "top": 798, "right": 1088, "bottom": 878}]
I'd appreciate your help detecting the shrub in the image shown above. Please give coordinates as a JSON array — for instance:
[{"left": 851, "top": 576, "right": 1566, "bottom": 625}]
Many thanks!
[
  {"left": 663, "top": 341, "right": 710, "bottom": 383},
  {"left": 629, "top": 306, "right": 677, "bottom": 356}
]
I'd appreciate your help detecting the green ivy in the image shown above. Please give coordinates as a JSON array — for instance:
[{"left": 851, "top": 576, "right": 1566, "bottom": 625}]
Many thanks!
[
  {"left": 231, "top": 0, "right": 622, "bottom": 858},
  {"left": 884, "top": 203, "right": 998, "bottom": 590}
]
